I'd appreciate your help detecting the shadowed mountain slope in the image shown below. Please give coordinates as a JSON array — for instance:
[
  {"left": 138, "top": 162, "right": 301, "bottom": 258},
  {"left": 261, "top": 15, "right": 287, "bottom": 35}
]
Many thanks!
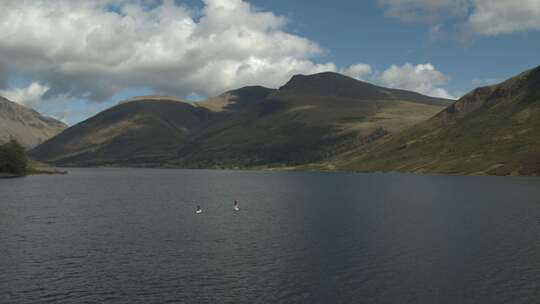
[
  {"left": 197, "top": 86, "right": 276, "bottom": 112},
  {"left": 30, "top": 99, "right": 214, "bottom": 166}
]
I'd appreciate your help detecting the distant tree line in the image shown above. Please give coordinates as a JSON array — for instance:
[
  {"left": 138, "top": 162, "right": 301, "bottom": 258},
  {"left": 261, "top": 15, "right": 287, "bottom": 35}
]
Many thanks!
[{"left": 0, "top": 139, "right": 28, "bottom": 175}]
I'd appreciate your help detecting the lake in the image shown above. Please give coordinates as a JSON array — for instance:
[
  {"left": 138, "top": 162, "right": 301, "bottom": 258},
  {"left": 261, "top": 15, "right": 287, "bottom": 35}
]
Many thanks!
[{"left": 1, "top": 168, "right": 539, "bottom": 303}]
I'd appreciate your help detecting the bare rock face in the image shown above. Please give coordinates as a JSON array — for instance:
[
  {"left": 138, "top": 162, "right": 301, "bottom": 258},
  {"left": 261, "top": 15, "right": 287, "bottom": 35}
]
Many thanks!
[
  {"left": 0, "top": 96, "right": 67, "bottom": 148},
  {"left": 440, "top": 65, "right": 540, "bottom": 124}
]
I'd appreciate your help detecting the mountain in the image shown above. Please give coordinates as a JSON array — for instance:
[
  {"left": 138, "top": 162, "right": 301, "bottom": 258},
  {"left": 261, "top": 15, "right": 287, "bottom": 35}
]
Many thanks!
[
  {"left": 328, "top": 65, "right": 540, "bottom": 176},
  {"left": 30, "top": 72, "right": 450, "bottom": 168},
  {"left": 197, "top": 86, "right": 276, "bottom": 112},
  {"left": 0, "top": 96, "right": 67, "bottom": 148},
  {"left": 172, "top": 73, "right": 450, "bottom": 168},
  {"left": 275, "top": 72, "right": 449, "bottom": 105},
  {"left": 30, "top": 98, "right": 214, "bottom": 166}
]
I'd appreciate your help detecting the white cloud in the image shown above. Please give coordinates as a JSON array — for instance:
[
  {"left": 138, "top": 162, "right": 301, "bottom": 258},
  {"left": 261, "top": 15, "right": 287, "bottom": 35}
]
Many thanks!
[
  {"left": 0, "top": 82, "right": 50, "bottom": 107},
  {"left": 341, "top": 64, "right": 372, "bottom": 80},
  {"left": 468, "top": 0, "right": 540, "bottom": 35},
  {"left": 0, "top": 0, "right": 459, "bottom": 111},
  {"left": 0, "top": 0, "right": 336, "bottom": 101},
  {"left": 377, "top": 63, "right": 455, "bottom": 99},
  {"left": 378, "top": 0, "right": 540, "bottom": 36}
]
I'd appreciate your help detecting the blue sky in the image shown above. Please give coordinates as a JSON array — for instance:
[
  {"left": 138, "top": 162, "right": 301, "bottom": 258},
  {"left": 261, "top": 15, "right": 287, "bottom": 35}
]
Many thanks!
[
  {"left": 177, "top": 0, "right": 540, "bottom": 94},
  {"left": 248, "top": 0, "right": 540, "bottom": 95},
  {"left": 247, "top": 0, "right": 540, "bottom": 97},
  {"left": 0, "top": 0, "right": 539, "bottom": 125}
]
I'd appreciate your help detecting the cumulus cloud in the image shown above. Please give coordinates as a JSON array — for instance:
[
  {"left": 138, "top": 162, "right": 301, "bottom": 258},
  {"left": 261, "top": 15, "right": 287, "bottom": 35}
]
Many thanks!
[
  {"left": 378, "top": 0, "right": 540, "bottom": 36},
  {"left": 0, "top": 0, "right": 458, "bottom": 111},
  {"left": 377, "top": 63, "right": 455, "bottom": 99},
  {"left": 468, "top": 0, "right": 540, "bottom": 35},
  {"left": 0, "top": 0, "right": 337, "bottom": 102},
  {"left": 0, "top": 82, "right": 50, "bottom": 107},
  {"left": 340, "top": 64, "right": 372, "bottom": 80}
]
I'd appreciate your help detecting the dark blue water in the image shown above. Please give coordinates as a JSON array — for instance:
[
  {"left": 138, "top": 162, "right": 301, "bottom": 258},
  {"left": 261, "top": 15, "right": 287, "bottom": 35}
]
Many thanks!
[{"left": 1, "top": 169, "right": 539, "bottom": 303}]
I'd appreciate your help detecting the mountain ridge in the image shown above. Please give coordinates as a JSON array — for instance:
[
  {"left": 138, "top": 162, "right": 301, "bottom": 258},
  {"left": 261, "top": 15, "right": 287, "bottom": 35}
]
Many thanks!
[
  {"left": 30, "top": 72, "right": 448, "bottom": 168},
  {"left": 197, "top": 86, "right": 276, "bottom": 112},
  {"left": 324, "top": 65, "right": 540, "bottom": 176},
  {"left": 0, "top": 96, "right": 67, "bottom": 148},
  {"left": 276, "top": 72, "right": 451, "bottom": 105}
]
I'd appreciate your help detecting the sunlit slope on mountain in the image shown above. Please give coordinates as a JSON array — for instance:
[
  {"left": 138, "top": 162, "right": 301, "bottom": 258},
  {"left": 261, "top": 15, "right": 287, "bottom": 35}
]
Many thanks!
[
  {"left": 171, "top": 72, "right": 449, "bottom": 168},
  {"left": 330, "top": 66, "right": 540, "bottom": 176},
  {"left": 31, "top": 72, "right": 449, "bottom": 168},
  {"left": 0, "top": 96, "right": 66, "bottom": 148}
]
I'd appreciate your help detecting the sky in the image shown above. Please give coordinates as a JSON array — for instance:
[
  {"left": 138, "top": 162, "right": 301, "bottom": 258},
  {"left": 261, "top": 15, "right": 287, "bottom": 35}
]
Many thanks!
[{"left": 0, "top": 0, "right": 539, "bottom": 125}]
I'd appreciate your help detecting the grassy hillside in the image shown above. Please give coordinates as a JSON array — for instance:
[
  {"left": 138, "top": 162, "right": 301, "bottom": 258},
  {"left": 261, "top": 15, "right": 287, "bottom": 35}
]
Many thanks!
[
  {"left": 171, "top": 73, "right": 447, "bottom": 168},
  {"left": 30, "top": 99, "right": 215, "bottom": 166},
  {"left": 327, "top": 65, "right": 540, "bottom": 176},
  {"left": 30, "top": 72, "right": 449, "bottom": 168}
]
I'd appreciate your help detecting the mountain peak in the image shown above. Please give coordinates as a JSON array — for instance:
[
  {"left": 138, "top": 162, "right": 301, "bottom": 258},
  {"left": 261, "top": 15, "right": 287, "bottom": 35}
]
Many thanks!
[
  {"left": 288, "top": 71, "right": 354, "bottom": 81},
  {"left": 278, "top": 71, "right": 389, "bottom": 100},
  {"left": 277, "top": 71, "right": 451, "bottom": 105},
  {"left": 0, "top": 96, "right": 67, "bottom": 148},
  {"left": 282, "top": 72, "right": 363, "bottom": 89}
]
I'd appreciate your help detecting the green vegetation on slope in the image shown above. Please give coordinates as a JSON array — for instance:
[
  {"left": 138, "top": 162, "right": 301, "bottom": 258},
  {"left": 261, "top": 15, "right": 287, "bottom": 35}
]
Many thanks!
[
  {"left": 30, "top": 100, "right": 215, "bottom": 167},
  {"left": 172, "top": 73, "right": 447, "bottom": 168},
  {"left": 329, "top": 65, "right": 540, "bottom": 176},
  {"left": 30, "top": 72, "right": 447, "bottom": 168}
]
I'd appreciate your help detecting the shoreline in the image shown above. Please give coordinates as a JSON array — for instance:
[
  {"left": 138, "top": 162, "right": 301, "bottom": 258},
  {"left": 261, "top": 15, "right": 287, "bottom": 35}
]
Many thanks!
[
  {"left": 0, "top": 168, "right": 68, "bottom": 178},
  {"left": 27, "top": 168, "right": 68, "bottom": 175},
  {"left": 0, "top": 173, "right": 21, "bottom": 179},
  {"left": 38, "top": 164, "right": 540, "bottom": 179}
]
